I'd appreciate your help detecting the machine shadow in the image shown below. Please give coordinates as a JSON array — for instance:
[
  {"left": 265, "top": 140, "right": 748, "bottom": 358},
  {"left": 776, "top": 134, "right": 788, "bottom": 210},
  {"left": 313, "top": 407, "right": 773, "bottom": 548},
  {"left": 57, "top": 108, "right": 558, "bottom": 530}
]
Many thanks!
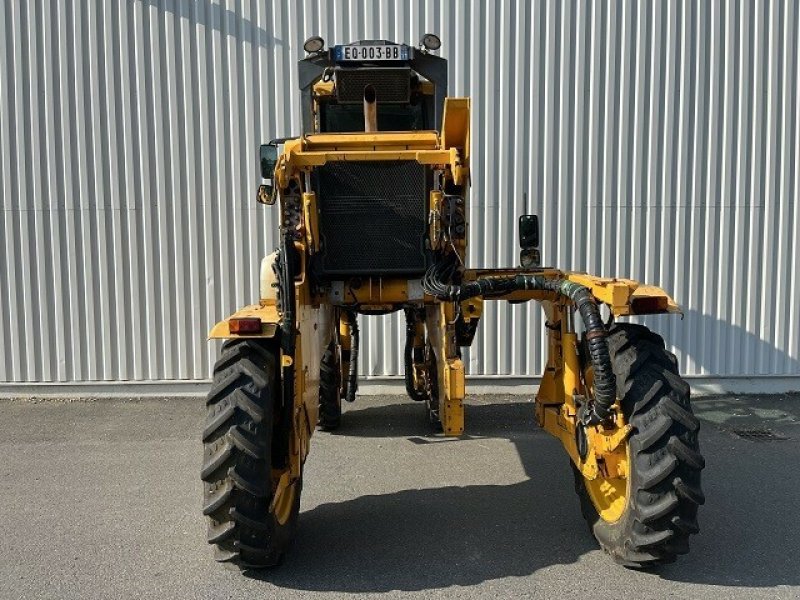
[
  {"left": 642, "top": 308, "right": 800, "bottom": 377},
  {"left": 248, "top": 399, "right": 800, "bottom": 593},
  {"left": 249, "top": 401, "right": 596, "bottom": 592}
]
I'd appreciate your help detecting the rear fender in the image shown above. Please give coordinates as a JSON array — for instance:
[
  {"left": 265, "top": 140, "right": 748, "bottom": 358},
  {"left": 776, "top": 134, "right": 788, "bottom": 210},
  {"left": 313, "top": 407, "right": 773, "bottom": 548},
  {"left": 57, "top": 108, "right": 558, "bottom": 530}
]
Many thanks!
[{"left": 208, "top": 304, "right": 280, "bottom": 339}]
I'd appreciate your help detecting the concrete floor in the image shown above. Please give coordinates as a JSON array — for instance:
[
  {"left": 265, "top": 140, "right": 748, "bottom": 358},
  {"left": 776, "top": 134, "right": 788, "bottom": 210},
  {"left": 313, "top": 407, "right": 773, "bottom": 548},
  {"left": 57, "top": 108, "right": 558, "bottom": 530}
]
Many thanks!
[{"left": 0, "top": 393, "right": 799, "bottom": 599}]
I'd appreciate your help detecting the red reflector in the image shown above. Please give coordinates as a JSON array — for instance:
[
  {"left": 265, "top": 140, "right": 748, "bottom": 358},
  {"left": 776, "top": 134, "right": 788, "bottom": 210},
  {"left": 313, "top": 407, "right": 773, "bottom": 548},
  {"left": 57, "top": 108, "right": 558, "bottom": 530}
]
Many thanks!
[
  {"left": 630, "top": 296, "right": 668, "bottom": 313},
  {"left": 229, "top": 318, "right": 262, "bottom": 334}
]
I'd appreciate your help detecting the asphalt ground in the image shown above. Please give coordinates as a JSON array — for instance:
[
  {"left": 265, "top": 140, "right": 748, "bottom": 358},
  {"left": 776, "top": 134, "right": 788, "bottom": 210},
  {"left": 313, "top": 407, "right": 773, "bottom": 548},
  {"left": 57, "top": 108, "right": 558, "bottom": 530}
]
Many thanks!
[{"left": 1, "top": 392, "right": 799, "bottom": 600}]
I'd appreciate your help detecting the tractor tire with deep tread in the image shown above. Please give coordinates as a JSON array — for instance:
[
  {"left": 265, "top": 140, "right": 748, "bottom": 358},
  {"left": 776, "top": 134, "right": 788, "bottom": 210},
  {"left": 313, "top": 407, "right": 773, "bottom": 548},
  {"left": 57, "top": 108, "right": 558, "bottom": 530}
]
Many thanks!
[
  {"left": 318, "top": 343, "right": 342, "bottom": 431},
  {"left": 202, "top": 338, "right": 301, "bottom": 568},
  {"left": 572, "top": 323, "right": 704, "bottom": 567}
]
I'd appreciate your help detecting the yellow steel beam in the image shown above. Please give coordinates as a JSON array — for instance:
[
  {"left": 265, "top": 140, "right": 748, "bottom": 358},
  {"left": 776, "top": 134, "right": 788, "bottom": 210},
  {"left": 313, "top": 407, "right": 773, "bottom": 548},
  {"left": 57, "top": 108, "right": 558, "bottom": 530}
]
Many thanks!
[
  {"left": 299, "top": 131, "right": 440, "bottom": 149},
  {"left": 303, "top": 271, "right": 679, "bottom": 319},
  {"left": 277, "top": 135, "right": 467, "bottom": 185},
  {"left": 285, "top": 149, "right": 460, "bottom": 167}
]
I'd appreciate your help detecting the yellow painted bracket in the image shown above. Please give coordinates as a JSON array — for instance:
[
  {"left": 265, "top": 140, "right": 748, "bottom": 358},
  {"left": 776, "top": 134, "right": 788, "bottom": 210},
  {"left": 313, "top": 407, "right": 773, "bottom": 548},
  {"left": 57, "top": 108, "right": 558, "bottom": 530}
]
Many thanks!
[
  {"left": 593, "top": 423, "right": 633, "bottom": 454},
  {"left": 538, "top": 404, "right": 632, "bottom": 481},
  {"left": 208, "top": 304, "right": 280, "bottom": 339},
  {"left": 442, "top": 97, "right": 470, "bottom": 168},
  {"left": 460, "top": 297, "right": 482, "bottom": 323},
  {"left": 442, "top": 358, "right": 465, "bottom": 436},
  {"left": 429, "top": 190, "right": 443, "bottom": 248},
  {"left": 302, "top": 192, "right": 320, "bottom": 253},
  {"left": 565, "top": 273, "right": 681, "bottom": 316}
]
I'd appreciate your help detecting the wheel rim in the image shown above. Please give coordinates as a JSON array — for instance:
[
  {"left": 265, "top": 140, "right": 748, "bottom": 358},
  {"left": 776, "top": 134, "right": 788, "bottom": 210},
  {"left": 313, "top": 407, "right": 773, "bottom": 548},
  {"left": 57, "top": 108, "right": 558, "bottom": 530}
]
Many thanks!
[
  {"left": 583, "top": 444, "right": 630, "bottom": 523},
  {"left": 273, "top": 479, "right": 297, "bottom": 526}
]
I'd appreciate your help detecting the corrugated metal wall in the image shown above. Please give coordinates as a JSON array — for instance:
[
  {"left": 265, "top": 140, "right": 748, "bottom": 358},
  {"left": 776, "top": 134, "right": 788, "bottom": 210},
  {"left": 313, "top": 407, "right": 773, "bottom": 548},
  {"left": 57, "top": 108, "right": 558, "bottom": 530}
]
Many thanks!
[{"left": 1, "top": 0, "right": 798, "bottom": 385}]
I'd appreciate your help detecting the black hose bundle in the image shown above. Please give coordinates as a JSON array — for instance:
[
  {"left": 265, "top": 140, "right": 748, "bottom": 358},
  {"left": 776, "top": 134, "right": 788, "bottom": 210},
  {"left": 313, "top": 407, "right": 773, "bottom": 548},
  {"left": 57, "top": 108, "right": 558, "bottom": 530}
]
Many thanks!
[
  {"left": 421, "top": 256, "right": 461, "bottom": 300},
  {"left": 422, "top": 262, "right": 616, "bottom": 425},
  {"left": 277, "top": 233, "right": 296, "bottom": 356}
]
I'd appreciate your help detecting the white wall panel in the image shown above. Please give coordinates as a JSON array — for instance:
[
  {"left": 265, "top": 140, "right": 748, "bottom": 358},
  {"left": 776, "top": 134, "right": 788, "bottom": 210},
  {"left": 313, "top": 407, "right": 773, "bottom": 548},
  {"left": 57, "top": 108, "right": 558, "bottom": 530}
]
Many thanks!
[{"left": 1, "top": 0, "right": 798, "bottom": 384}]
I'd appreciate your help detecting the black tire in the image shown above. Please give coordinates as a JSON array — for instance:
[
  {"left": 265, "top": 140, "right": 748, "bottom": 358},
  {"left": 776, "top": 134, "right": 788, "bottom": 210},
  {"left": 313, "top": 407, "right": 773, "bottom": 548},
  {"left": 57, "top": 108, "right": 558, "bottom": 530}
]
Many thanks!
[
  {"left": 572, "top": 323, "right": 705, "bottom": 567},
  {"left": 202, "top": 339, "right": 301, "bottom": 568},
  {"left": 318, "top": 342, "right": 342, "bottom": 431}
]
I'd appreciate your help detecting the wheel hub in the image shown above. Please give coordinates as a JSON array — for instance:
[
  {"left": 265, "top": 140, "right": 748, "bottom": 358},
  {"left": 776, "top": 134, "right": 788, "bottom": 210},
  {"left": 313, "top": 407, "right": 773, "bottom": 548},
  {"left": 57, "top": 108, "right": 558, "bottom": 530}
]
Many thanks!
[
  {"left": 583, "top": 443, "right": 630, "bottom": 523},
  {"left": 272, "top": 477, "right": 298, "bottom": 526}
]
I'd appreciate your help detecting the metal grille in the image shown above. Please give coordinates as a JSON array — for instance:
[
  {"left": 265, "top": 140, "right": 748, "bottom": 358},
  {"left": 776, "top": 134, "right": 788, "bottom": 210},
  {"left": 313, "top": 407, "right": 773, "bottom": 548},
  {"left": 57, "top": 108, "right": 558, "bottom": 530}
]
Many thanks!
[
  {"left": 313, "top": 161, "right": 427, "bottom": 276},
  {"left": 335, "top": 68, "right": 411, "bottom": 104}
]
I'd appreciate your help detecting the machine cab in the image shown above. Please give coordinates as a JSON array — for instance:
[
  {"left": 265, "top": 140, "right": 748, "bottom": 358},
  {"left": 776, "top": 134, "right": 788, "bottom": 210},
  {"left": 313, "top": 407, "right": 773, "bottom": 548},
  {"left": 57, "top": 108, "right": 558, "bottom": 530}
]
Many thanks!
[{"left": 297, "top": 36, "right": 448, "bottom": 134}]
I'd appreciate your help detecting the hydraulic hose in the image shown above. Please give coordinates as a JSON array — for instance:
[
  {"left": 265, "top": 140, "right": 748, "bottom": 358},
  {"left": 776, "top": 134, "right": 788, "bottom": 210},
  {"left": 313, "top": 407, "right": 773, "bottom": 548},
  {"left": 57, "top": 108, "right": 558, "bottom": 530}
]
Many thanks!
[
  {"left": 423, "top": 267, "right": 616, "bottom": 425},
  {"left": 274, "top": 234, "right": 297, "bottom": 468},
  {"left": 344, "top": 310, "right": 359, "bottom": 403},
  {"left": 278, "top": 233, "right": 296, "bottom": 356}
]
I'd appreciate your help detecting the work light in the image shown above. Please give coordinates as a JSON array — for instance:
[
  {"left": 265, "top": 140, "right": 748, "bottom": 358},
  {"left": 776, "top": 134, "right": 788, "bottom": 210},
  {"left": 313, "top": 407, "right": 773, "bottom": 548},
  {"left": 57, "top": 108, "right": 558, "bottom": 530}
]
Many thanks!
[
  {"left": 303, "top": 36, "right": 325, "bottom": 53},
  {"left": 420, "top": 33, "right": 441, "bottom": 51}
]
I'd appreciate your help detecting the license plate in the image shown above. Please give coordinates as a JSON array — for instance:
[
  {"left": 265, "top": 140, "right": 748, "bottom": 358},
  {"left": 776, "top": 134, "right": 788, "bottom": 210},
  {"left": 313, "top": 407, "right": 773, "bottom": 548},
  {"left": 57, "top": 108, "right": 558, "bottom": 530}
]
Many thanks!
[{"left": 334, "top": 44, "right": 409, "bottom": 62}]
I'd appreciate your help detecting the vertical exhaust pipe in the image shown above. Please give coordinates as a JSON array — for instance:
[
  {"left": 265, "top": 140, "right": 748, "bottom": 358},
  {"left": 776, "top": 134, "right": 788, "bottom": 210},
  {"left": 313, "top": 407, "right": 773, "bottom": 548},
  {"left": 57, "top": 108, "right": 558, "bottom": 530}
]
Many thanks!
[{"left": 363, "top": 84, "right": 377, "bottom": 132}]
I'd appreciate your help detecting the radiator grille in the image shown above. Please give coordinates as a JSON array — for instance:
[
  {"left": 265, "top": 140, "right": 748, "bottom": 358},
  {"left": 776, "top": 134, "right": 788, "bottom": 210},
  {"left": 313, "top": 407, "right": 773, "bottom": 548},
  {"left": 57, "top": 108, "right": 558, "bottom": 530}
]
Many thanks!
[
  {"left": 313, "top": 161, "right": 428, "bottom": 276},
  {"left": 335, "top": 67, "right": 411, "bottom": 104}
]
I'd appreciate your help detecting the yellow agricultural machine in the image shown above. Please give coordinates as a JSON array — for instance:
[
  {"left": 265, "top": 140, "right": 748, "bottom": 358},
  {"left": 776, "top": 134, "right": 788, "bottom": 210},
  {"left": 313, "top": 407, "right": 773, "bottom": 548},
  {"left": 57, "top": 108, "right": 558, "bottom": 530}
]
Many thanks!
[{"left": 202, "top": 36, "right": 704, "bottom": 569}]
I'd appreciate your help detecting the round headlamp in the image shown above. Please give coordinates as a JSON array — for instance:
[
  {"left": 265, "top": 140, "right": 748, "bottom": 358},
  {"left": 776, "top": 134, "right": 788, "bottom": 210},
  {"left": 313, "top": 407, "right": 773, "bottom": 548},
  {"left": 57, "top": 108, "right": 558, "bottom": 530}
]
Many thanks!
[
  {"left": 420, "top": 33, "right": 441, "bottom": 51},
  {"left": 520, "top": 248, "right": 541, "bottom": 269},
  {"left": 303, "top": 36, "right": 325, "bottom": 53}
]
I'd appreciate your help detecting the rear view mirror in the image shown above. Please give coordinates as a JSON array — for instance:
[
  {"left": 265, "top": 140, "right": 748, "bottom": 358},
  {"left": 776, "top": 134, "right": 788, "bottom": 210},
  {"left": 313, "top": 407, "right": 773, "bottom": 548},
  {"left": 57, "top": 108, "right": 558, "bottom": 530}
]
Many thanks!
[
  {"left": 260, "top": 144, "right": 278, "bottom": 180},
  {"left": 257, "top": 144, "right": 279, "bottom": 205},
  {"left": 258, "top": 144, "right": 279, "bottom": 204},
  {"left": 518, "top": 214, "right": 541, "bottom": 268},
  {"left": 518, "top": 214, "right": 539, "bottom": 249}
]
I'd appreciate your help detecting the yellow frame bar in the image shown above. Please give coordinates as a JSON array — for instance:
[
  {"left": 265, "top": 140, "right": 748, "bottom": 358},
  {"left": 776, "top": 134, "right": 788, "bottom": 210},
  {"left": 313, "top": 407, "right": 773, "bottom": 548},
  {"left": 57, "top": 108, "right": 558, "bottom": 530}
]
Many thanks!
[
  {"left": 277, "top": 132, "right": 467, "bottom": 186},
  {"left": 299, "top": 131, "right": 440, "bottom": 149}
]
